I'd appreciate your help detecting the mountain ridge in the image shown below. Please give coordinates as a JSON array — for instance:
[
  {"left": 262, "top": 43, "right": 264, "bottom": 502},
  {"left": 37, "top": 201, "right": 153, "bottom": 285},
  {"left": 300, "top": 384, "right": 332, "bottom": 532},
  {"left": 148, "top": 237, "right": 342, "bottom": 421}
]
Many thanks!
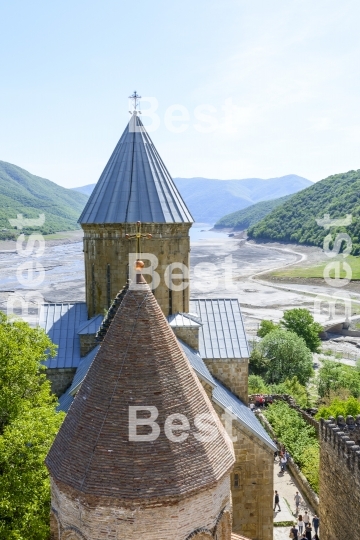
[
  {"left": 214, "top": 194, "right": 294, "bottom": 230},
  {"left": 73, "top": 174, "right": 312, "bottom": 223},
  {"left": 0, "top": 161, "right": 89, "bottom": 239},
  {"left": 248, "top": 169, "right": 360, "bottom": 255}
]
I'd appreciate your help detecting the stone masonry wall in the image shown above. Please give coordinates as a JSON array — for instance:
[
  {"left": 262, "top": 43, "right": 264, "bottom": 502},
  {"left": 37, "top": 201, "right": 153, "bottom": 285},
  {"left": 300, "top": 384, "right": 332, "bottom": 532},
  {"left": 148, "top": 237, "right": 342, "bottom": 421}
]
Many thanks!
[
  {"left": 46, "top": 368, "right": 76, "bottom": 397},
  {"left": 205, "top": 359, "right": 249, "bottom": 404},
  {"left": 319, "top": 418, "right": 360, "bottom": 540},
  {"left": 82, "top": 223, "right": 191, "bottom": 317},
  {"left": 50, "top": 475, "right": 232, "bottom": 540},
  {"left": 172, "top": 326, "right": 199, "bottom": 350},
  {"left": 79, "top": 334, "right": 97, "bottom": 357},
  {"left": 212, "top": 402, "right": 273, "bottom": 540}
]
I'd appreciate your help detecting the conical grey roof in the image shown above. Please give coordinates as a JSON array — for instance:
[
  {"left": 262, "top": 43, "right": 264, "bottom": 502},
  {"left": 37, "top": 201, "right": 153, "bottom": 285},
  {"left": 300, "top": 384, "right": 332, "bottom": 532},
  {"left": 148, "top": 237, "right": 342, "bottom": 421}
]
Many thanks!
[{"left": 78, "top": 113, "right": 193, "bottom": 224}]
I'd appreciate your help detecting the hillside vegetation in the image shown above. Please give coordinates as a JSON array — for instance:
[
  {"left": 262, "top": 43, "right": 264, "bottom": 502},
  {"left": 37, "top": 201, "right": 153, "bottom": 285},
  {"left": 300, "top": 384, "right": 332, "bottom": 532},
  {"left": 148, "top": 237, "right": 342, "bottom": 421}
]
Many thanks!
[
  {"left": 248, "top": 169, "right": 360, "bottom": 255},
  {"left": 214, "top": 194, "right": 293, "bottom": 230},
  {"left": 0, "top": 161, "right": 88, "bottom": 239}
]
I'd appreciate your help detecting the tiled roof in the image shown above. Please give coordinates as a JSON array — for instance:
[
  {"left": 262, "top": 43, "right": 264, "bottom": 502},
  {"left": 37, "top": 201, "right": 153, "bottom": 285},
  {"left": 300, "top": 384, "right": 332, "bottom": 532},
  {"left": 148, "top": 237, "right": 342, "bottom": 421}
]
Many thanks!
[
  {"left": 57, "top": 335, "right": 274, "bottom": 450},
  {"left": 47, "top": 283, "right": 234, "bottom": 501},
  {"left": 78, "top": 113, "right": 193, "bottom": 224},
  {"left": 39, "top": 302, "right": 88, "bottom": 369},
  {"left": 189, "top": 299, "right": 249, "bottom": 359},
  {"left": 77, "top": 315, "right": 103, "bottom": 335}
]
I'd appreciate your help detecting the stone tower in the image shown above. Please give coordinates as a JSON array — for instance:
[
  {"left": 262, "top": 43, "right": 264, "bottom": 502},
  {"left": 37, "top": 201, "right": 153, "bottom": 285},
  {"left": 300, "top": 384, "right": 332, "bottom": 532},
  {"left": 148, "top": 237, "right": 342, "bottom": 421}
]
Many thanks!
[
  {"left": 78, "top": 112, "right": 193, "bottom": 318},
  {"left": 46, "top": 277, "right": 235, "bottom": 539}
]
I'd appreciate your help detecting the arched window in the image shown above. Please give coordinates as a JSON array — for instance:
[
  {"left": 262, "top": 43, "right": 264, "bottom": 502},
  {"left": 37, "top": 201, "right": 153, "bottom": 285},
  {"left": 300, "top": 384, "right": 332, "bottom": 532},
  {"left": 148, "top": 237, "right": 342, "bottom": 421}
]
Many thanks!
[
  {"left": 106, "top": 263, "right": 111, "bottom": 308},
  {"left": 169, "top": 287, "right": 173, "bottom": 315},
  {"left": 91, "top": 263, "right": 96, "bottom": 314}
]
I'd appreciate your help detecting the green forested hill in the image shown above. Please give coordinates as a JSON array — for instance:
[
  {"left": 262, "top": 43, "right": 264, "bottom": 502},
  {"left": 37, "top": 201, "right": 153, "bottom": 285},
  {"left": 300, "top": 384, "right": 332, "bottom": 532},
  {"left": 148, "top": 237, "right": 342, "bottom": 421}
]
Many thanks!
[
  {"left": 214, "top": 194, "right": 293, "bottom": 230},
  {"left": 0, "top": 161, "right": 88, "bottom": 239},
  {"left": 248, "top": 170, "right": 360, "bottom": 254}
]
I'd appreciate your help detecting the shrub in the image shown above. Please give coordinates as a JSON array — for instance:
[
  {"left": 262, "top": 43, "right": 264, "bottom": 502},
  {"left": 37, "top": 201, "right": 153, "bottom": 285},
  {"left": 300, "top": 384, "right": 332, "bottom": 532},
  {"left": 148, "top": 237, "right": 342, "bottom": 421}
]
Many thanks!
[
  {"left": 264, "top": 401, "right": 319, "bottom": 492},
  {"left": 316, "top": 396, "right": 360, "bottom": 420}
]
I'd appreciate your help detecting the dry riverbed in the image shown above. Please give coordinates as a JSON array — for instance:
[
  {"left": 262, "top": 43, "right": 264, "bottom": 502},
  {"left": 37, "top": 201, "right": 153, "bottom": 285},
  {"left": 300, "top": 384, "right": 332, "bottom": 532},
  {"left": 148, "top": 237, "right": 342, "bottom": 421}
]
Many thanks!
[{"left": 1, "top": 230, "right": 359, "bottom": 359}]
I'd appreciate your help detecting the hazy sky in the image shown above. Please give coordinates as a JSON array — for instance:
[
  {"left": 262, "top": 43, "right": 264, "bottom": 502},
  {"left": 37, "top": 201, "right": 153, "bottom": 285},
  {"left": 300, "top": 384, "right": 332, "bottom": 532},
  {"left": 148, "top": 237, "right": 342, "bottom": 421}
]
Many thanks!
[{"left": 1, "top": 0, "right": 360, "bottom": 188}]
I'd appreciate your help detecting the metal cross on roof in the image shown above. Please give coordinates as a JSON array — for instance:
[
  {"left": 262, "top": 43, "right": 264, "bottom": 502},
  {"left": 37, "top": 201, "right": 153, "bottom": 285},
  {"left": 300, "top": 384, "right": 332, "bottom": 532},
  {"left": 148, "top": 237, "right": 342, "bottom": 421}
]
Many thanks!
[
  {"left": 125, "top": 221, "right": 152, "bottom": 259},
  {"left": 129, "top": 90, "right": 141, "bottom": 111}
]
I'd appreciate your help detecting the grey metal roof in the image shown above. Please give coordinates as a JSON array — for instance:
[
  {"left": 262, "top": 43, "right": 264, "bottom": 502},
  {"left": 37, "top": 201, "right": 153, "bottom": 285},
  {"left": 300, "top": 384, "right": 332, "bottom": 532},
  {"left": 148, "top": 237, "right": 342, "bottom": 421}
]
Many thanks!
[
  {"left": 168, "top": 312, "right": 202, "bottom": 328},
  {"left": 39, "top": 302, "right": 88, "bottom": 369},
  {"left": 57, "top": 345, "right": 100, "bottom": 412},
  {"left": 180, "top": 340, "right": 275, "bottom": 450},
  {"left": 68, "top": 345, "right": 100, "bottom": 395},
  {"left": 179, "top": 339, "right": 215, "bottom": 387},
  {"left": 212, "top": 381, "right": 276, "bottom": 450},
  {"left": 77, "top": 314, "right": 103, "bottom": 335},
  {"left": 57, "top": 390, "right": 74, "bottom": 413},
  {"left": 78, "top": 113, "right": 193, "bottom": 224},
  {"left": 189, "top": 299, "right": 249, "bottom": 359}
]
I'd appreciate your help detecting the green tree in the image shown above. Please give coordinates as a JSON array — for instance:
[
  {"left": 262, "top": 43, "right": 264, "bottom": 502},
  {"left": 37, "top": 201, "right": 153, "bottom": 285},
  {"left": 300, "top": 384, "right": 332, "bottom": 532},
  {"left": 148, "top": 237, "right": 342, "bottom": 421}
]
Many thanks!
[
  {"left": 249, "top": 344, "right": 269, "bottom": 378},
  {"left": 281, "top": 308, "right": 323, "bottom": 352},
  {"left": 0, "top": 313, "right": 63, "bottom": 539},
  {"left": 257, "top": 319, "right": 280, "bottom": 338},
  {"left": 259, "top": 329, "right": 313, "bottom": 385},
  {"left": 248, "top": 374, "right": 268, "bottom": 394},
  {"left": 318, "top": 359, "right": 360, "bottom": 398}
]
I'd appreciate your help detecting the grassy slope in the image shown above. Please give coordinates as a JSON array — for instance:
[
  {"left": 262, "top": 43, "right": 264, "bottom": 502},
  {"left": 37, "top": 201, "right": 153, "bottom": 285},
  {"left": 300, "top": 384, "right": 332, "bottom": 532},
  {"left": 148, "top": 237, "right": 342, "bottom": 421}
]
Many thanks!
[
  {"left": 0, "top": 161, "right": 88, "bottom": 239},
  {"left": 214, "top": 194, "right": 293, "bottom": 229},
  {"left": 248, "top": 169, "right": 360, "bottom": 255},
  {"left": 270, "top": 255, "right": 360, "bottom": 280}
]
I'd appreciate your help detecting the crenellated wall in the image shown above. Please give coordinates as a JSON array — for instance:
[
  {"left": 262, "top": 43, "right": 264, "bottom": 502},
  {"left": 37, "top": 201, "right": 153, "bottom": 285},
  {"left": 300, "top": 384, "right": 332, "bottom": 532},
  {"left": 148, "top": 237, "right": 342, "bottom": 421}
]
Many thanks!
[{"left": 319, "top": 417, "right": 360, "bottom": 540}]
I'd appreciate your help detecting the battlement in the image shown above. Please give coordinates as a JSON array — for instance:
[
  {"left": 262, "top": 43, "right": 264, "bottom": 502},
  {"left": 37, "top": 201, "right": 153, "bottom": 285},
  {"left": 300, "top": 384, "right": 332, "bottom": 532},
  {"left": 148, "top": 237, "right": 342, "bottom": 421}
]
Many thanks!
[{"left": 320, "top": 417, "right": 360, "bottom": 479}]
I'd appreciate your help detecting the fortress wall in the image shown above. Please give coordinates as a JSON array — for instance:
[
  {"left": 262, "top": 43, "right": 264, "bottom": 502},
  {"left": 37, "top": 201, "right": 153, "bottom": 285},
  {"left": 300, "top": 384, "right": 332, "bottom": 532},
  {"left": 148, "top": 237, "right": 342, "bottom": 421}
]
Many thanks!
[{"left": 319, "top": 418, "right": 360, "bottom": 540}]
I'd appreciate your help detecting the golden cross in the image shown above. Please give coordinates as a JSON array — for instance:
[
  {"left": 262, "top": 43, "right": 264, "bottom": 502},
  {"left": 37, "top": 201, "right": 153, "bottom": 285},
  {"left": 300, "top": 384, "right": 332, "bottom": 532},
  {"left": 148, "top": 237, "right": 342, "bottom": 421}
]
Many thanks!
[{"left": 125, "top": 221, "right": 152, "bottom": 259}]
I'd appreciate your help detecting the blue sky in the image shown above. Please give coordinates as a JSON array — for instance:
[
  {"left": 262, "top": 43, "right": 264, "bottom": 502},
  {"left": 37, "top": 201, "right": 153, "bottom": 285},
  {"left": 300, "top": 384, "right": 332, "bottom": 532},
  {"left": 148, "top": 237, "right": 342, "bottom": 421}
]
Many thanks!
[{"left": 1, "top": 0, "right": 360, "bottom": 188}]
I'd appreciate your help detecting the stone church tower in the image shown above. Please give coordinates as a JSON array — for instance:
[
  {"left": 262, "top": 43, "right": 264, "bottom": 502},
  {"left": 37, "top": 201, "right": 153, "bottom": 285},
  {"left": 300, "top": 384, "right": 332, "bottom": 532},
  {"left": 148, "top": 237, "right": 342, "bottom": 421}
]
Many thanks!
[
  {"left": 78, "top": 112, "right": 193, "bottom": 318},
  {"left": 46, "top": 277, "right": 235, "bottom": 539}
]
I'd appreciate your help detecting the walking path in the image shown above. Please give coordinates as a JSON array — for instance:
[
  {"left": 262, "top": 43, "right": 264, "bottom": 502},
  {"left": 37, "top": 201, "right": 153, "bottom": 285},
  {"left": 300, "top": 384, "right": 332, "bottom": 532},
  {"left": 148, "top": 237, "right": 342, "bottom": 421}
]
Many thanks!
[{"left": 273, "top": 457, "right": 316, "bottom": 539}]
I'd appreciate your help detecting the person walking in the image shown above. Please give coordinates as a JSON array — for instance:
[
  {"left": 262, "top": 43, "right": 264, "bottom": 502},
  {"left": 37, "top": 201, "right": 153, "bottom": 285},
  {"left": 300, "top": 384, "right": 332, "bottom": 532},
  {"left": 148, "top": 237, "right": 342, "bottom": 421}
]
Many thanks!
[
  {"left": 312, "top": 515, "right": 320, "bottom": 536},
  {"left": 289, "top": 523, "right": 298, "bottom": 539},
  {"left": 294, "top": 491, "right": 301, "bottom": 515},
  {"left": 303, "top": 511, "right": 310, "bottom": 529},
  {"left": 297, "top": 514, "right": 304, "bottom": 535},
  {"left": 273, "top": 490, "right": 281, "bottom": 511},
  {"left": 280, "top": 454, "right": 287, "bottom": 472},
  {"left": 304, "top": 524, "right": 312, "bottom": 540}
]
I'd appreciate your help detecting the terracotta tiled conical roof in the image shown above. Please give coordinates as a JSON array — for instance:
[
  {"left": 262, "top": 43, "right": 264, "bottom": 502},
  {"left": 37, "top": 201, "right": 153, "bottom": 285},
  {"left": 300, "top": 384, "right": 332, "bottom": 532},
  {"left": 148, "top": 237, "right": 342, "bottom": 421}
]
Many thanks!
[
  {"left": 78, "top": 113, "right": 193, "bottom": 224},
  {"left": 46, "top": 282, "right": 234, "bottom": 502}
]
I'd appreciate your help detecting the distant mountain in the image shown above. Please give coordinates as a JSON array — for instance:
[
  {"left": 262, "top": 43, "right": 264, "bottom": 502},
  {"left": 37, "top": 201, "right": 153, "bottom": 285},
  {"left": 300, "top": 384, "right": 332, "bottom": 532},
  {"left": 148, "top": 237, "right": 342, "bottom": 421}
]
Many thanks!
[
  {"left": 172, "top": 175, "right": 311, "bottom": 222},
  {"left": 248, "top": 169, "right": 360, "bottom": 255},
  {"left": 0, "top": 161, "right": 89, "bottom": 240},
  {"left": 73, "top": 174, "right": 312, "bottom": 223},
  {"left": 214, "top": 194, "right": 294, "bottom": 230},
  {"left": 72, "top": 183, "right": 95, "bottom": 196}
]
